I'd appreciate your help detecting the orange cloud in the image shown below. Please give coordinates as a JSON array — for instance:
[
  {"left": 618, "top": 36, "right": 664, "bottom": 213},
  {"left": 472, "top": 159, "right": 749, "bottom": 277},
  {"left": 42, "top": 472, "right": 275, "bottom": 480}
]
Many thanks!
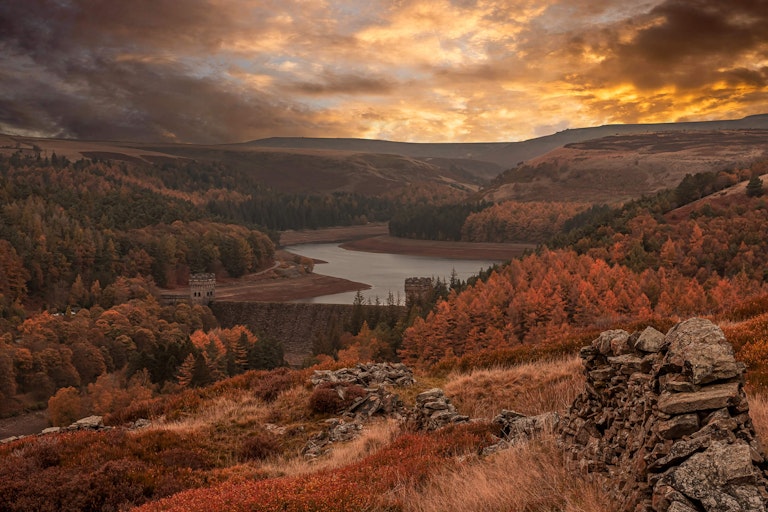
[{"left": 0, "top": 0, "right": 766, "bottom": 143}]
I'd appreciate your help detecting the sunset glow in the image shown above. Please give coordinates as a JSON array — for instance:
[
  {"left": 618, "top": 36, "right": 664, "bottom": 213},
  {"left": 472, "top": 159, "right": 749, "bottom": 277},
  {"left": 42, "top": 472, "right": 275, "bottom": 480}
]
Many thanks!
[{"left": 1, "top": 0, "right": 767, "bottom": 143}]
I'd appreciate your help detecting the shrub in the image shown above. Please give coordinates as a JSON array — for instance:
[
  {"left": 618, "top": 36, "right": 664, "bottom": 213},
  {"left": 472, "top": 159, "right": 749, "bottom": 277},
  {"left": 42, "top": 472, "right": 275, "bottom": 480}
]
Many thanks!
[
  {"left": 309, "top": 387, "right": 342, "bottom": 414},
  {"left": 25, "top": 437, "right": 62, "bottom": 469},
  {"left": 239, "top": 432, "right": 281, "bottom": 461},
  {"left": 309, "top": 383, "right": 367, "bottom": 414},
  {"left": 104, "top": 397, "right": 165, "bottom": 426}
]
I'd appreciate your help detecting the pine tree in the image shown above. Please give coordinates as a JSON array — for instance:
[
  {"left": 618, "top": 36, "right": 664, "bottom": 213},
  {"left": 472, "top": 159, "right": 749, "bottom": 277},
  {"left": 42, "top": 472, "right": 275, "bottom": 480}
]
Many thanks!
[
  {"left": 746, "top": 175, "right": 764, "bottom": 197},
  {"left": 177, "top": 353, "right": 196, "bottom": 388}
]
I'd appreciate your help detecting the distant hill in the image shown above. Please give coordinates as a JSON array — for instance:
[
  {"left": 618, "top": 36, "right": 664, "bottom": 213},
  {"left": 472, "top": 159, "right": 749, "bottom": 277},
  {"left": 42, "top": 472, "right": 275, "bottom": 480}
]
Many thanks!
[
  {"left": 2, "top": 114, "right": 767, "bottom": 195},
  {"left": 480, "top": 128, "right": 768, "bottom": 204},
  {"left": 245, "top": 114, "right": 768, "bottom": 170},
  {"left": 0, "top": 136, "right": 484, "bottom": 196}
]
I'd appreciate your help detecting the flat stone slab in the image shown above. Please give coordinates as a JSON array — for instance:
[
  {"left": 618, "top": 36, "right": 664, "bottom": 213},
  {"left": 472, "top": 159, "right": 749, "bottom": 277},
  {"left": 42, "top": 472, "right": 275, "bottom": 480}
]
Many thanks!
[{"left": 658, "top": 383, "right": 740, "bottom": 415}]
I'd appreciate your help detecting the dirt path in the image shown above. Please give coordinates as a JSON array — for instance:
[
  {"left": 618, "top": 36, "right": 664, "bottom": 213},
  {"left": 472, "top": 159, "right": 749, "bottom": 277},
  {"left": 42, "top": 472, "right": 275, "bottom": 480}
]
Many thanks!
[
  {"left": 0, "top": 410, "right": 49, "bottom": 439},
  {"left": 214, "top": 272, "right": 369, "bottom": 302}
]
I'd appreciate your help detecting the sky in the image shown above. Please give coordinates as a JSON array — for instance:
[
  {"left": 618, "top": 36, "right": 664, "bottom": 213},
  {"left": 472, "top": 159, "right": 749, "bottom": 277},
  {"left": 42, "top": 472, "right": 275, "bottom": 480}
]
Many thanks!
[{"left": 1, "top": 0, "right": 767, "bottom": 144}]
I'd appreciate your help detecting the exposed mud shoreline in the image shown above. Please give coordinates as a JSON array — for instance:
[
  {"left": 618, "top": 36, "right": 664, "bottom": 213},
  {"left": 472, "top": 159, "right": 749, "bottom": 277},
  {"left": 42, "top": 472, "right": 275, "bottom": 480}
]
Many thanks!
[
  {"left": 341, "top": 235, "right": 534, "bottom": 260},
  {"left": 190, "top": 225, "right": 532, "bottom": 302}
]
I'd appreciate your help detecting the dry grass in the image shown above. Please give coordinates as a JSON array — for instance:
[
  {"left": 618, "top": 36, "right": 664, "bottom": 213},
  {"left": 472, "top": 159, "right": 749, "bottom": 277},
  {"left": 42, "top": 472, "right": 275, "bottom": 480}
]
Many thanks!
[
  {"left": 153, "top": 391, "right": 270, "bottom": 433},
  {"left": 443, "top": 356, "right": 585, "bottom": 418},
  {"left": 144, "top": 380, "right": 402, "bottom": 480},
  {"left": 748, "top": 391, "right": 768, "bottom": 451},
  {"left": 388, "top": 432, "right": 612, "bottom": 512},
  {"left": 261, "top": 418, "right": 401, "bottom": 477},
  {"left": 397, "top": 373, "right": 450, "bottom": 407},
  {"left": 264, "top": 385, "right": 314, "bottom": 424}
]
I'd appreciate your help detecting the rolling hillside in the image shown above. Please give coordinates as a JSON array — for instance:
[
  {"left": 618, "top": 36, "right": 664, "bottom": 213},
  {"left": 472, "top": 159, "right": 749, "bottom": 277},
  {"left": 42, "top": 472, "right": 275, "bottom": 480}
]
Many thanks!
[
  {"left": 481, "top": 129, "right": 768, "bottom": 204},
  {"left": 4, "top": 114, "right": 767, "bottom": 198}
]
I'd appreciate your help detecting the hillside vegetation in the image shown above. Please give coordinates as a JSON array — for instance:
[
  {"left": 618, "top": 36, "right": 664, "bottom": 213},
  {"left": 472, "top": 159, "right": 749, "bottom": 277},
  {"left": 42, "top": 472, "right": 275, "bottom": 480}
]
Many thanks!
[
  {"left": 483, "top": 129, "right": 768, "bottom": 203},
  {"left": 3, "top": 128, "right": 768, "bottom": 510}
]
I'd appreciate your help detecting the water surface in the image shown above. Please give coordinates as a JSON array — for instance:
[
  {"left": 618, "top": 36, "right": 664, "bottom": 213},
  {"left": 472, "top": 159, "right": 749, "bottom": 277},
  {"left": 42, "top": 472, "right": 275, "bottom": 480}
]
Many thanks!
[{"left": 285, "top": 243, "right": 499, "bottom": 304}]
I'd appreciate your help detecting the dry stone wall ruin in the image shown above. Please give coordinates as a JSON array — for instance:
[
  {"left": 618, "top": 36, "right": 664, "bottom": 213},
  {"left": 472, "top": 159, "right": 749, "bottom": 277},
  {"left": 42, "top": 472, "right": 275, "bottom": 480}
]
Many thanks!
[{"left": 558, "top": 318, "right": 768, "bottom": 512}]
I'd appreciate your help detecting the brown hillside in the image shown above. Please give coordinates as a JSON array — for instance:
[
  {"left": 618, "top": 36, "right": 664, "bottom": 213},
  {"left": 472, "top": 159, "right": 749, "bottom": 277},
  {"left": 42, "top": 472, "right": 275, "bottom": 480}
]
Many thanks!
[
  {"left": 0, "top": 135, "right": 482, "bottom": 196},
  {"left": 482, "top": 130, "right": 768, "bottom": 204}
]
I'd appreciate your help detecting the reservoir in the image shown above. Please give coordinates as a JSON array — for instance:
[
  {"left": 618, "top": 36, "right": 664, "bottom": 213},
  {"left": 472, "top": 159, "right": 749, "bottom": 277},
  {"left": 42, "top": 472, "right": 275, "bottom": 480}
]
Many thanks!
[{"left": 284, "top": 243, "right": 500, "bottom": 305}]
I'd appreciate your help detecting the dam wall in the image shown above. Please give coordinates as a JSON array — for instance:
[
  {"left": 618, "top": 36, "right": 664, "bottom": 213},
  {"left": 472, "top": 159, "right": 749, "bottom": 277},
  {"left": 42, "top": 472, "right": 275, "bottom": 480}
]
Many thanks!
[{"left": 210, "top": 301, "right": 406, "bottom": 366}]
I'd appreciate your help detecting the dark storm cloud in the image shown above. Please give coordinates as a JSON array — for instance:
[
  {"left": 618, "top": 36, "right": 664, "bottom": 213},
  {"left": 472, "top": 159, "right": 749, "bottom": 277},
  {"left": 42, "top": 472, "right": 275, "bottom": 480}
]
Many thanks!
[
  {"left": 0, "top": 0, "right": 359, "bottom": 142},
  {"left": 0, "top": 0, "right": 766, "bottom": 143},
  {"left": 288, "top": 73, "right": 396, "bottom": 96},
  {"left": 605, "top": 0, "right": 768, "bottom": 90}
]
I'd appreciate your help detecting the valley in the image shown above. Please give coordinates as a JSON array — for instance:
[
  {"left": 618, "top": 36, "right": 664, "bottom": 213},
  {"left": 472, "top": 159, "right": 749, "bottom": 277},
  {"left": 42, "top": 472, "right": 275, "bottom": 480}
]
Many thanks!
[{"left": 3, "top": 117, "right": 768, "bottom": 511}]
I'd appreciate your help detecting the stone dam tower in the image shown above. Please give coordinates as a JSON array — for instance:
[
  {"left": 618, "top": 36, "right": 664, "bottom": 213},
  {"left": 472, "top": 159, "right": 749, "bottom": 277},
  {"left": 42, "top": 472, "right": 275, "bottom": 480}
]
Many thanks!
[{"left": 189, "top": 273, "right": 215, "bottom": 305}]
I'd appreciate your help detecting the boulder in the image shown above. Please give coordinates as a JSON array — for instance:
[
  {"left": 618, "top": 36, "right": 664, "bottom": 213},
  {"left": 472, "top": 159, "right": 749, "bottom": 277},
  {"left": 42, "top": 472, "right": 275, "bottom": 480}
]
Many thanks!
[{"left": 664, "top": 318, "right": 743, "bottom": 385}]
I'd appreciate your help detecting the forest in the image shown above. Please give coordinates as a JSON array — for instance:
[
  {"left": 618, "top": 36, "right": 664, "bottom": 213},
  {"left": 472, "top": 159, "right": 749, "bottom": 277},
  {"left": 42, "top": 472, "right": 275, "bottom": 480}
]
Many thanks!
[{"left": 3, "top": 147, "right": 768, "bottom": 511}]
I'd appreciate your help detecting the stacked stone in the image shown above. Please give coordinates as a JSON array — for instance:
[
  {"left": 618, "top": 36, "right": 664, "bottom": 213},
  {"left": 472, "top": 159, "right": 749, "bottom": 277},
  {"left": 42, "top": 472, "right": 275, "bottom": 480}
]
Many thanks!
[
  {"left": 302, "top": 418, "right": 364, "bottom": 459},
  {"left": 1, "top": 416, "right": 151, "bottom": 445},
  {"left": 408, "top": 388, "right": 470, "bottom": 431},
  {"left": 344, "top": 387, "right": 402, "bottom": 421},
  {"left": 304, "top": 363, "right": 414, "bottom": 458},
  {"left": 482, "top": 409, "right": 560, "bottom": 455},
  {"left": 558, "top": 318, "right": 768, "bottom": 512},
  {"left": 310, "top": 362, "right": 415, "bottom": 388}
]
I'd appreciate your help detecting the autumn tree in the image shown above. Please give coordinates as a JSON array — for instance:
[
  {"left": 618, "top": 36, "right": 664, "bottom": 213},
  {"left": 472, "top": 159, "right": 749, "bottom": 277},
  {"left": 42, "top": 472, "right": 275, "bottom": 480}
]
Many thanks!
[{"left": 48, "top": 386, "right": 83, "bottom": 426}]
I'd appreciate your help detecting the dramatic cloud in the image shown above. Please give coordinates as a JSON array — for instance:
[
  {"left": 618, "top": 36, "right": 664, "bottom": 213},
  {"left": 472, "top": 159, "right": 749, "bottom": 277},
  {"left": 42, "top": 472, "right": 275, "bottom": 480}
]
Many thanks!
[{"left": 1, "top": 0, "right": 766, "bottom": 143}]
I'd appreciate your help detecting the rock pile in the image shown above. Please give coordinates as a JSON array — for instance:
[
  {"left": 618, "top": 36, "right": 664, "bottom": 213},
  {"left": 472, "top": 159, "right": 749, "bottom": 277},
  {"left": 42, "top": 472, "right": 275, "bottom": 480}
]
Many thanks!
[
  {"left": 304, "top": 362, "right": 414, "bottom": 458},
  {"left": 310, "top": 362, "right": 415, "bottom": 388},
  {"left": 408, "top": 388, "right": 470, "bottom": 431},
  {"left": 0, "top": 415, "right": 151, "bottom": 445},
  {"left": 302, "top": 418, "right": 364, "bottom": 459},
  {"left": 558, "top": 318, "right": 768, "bottom": 511},
  {"left": 482, "top": 409, "right": 560, "bottom": 456}
]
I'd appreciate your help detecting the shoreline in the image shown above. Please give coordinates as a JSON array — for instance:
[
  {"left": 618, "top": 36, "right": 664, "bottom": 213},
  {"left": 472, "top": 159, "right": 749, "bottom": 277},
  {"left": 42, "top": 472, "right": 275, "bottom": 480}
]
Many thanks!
[
  {"left": 340, "top": 235, "right": 535, "bottom": 261},
  {"left": 214, "top": 272, "right": 369, "bottom": 303},
  {"left": 204, "top": 226, "right": 535, "bottom": 303}
]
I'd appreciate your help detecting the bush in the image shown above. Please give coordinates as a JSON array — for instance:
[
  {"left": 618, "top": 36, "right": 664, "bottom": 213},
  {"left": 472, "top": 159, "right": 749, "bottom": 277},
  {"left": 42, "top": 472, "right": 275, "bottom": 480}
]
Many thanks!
[
  {"left": 309, "top": 387, "right": 343, "bottom": 414},
  {"left": 239, "top": 432, "right": 281, "bottom": 461},
  {"left": 104, "top": 397, "right": 165, "bottom": 426},
  {"left": 309, "top": 382, "right": 367, "bottom": 414},
  {"left": 25, "top": 437, "right": 62, "bottom": 469}
]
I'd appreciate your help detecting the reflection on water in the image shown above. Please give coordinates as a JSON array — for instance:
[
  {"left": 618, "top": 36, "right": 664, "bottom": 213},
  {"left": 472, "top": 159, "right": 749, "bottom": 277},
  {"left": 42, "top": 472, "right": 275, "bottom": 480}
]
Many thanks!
[{"left": 285, "top": 243, "right": 500, "bottom": 304}]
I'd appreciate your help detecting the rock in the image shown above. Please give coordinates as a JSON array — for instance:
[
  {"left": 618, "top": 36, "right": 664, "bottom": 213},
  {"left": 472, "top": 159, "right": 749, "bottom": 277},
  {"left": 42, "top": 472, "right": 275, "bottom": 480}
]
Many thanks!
[
  {"left": 409, "top": 387, "right": 468, "bottom": 430},
  {"left": 311, "top": 362, "right": 415, "bottom": 389},
  {"left": 416, "top": 388, "right": 445, "bottom": 404},
  {"left": 558, "top": 320, "right": 768, "bottom": 511},
  {"left": 40, "top": 427, "right": 61, "bottom": 435},
  {"left": 593, "top": 329, "right": 630, "bottom": 355},
  {"left": 70, "top": 415, "right": 104, "bottom": 430},
  {"left": 131, "top": 418, "right": 151, "bottom": 429},
  {"left": 0, "top": 436, "right": 19, "bottom": 444},
  {"left": 422, "top": 401, "right": 449, "bottom": 410},
  {"left": 658, "top": 414, "right": 699, "bottom": 440},
  {"left": 657, "top": 382, "right": 740, "bottom": 414},
  {"left": 608, "top": 354, "right": 654, "bottom": 375},
  {"left": 494, "top": 410, "right": 559, "bottom": 440},
  {"left": 633, "top": 326, "right": 666, "bottom": 353},
  {"left": 661, "top": 441, "right": 765, "bottom": 511},
  {"left": 665, "top": 318, "right": 742, "bottom": 385},
  {"left": 666, "top": 502, "right": 701, "bottom": 512}
]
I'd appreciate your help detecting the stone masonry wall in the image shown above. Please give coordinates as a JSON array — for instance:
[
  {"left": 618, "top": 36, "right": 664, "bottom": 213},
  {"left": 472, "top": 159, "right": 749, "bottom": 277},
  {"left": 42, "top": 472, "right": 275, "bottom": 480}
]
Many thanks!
[
  {"left": 211, "top": 302, "right": 406, "bottom": 366},
  {"left": 558, "top": 318, "right": 768, "bottom": 511}
]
